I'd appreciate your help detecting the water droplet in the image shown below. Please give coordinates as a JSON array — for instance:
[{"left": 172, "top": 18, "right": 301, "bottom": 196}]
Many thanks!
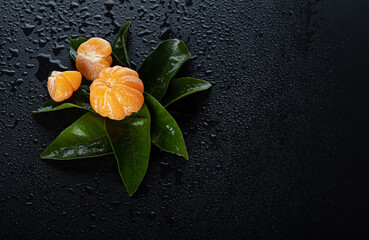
[
  {"left": 60, "top": 212, "right": 67, "bottom": 216},
  {"left": 138, "top": 29, "right": 154, "bottom": 37},
  {"left": 0, "top": 119, "right": 19, "bottom": 129},
  {"left": 1, "top": 69, "right": 15, "bottom": 76},
  {"left": 35, "top": 53, "right": 67, "bottom": 82},
  {"left": 53, "top": 43, "right": 65, "bottom": 55},
  {"left": 21, "top": 24, "right": 35, "bottom": 36},
  {"left": 68, "top": 187, "right": 75, "bottom": 194},
  {"left": 85, "top": 186, "right": 93, "bottom": 193},
  {"left": 149, "top": 211, "right": 156, "bottom": 220},
  {"left": 205, "top": 70, "right": 213, "bottom": 76},
  {"left": 9, "top": 48, "right": 19, "bottom": 58},
  {"left": 10, "top": 78, "right": 24, "bottom": 92},
  {"left": 160, "top": 162, "right": 171, "bottom": 178},
  {"left": 70, "top": 2, "right": 80, "bottom": 10},
  {"left": 159, "top": 27, "right": 173, "bottom": 40},
  {"left": 104, "top": 0, "right": 115, "bottom": 10}
]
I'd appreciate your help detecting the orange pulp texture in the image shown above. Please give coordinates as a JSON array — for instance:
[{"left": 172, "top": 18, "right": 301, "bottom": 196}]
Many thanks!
[
  {"left": 90, "top": 66, "right": 144, "bottom": 120},
  {"left": 47, "top": 71, "right": 82, "bottom": 102},
  {"left": 76, "top": 37, "right": 113, "bottom": 81}
]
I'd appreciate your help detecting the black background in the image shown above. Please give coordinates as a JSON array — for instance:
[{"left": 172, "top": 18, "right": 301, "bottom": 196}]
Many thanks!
[{"left": 1, "top": 0, "right": 369, "bottom": 239}]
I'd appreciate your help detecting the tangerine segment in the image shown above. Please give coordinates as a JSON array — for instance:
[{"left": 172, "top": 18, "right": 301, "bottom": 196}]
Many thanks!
[
  {"left": 90, "top": 66, "right": 144, "bottom": 120},
  {"left": 98, "top": 66, "right": 143, "bottom": 92},
  {"left": 112, "top": 85, "right": 144, "bottom": 115},
  {"left": 76, "top": 55, "right": 112, "bottom": 81},
  {"left": 77, "top": 38, "right": 112, "bottom": 56},
  {"left": 48, "top": 71, "right": 82, "bottom": 102},
  {"left": 76, "top": 37, "right": 113, "bottom": 81},
  {"left": 98, "top": 65, "right": 139, "bottom": 80}
]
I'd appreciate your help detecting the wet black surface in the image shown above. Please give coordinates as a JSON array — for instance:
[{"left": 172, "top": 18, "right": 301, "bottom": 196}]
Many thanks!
[{"left": 1, "top": 0, "right": 369, "bottom": 239}]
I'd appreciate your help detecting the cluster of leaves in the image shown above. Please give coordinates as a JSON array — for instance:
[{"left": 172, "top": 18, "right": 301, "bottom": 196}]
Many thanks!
[{"left": 34, "top": 22, "right": 211, "bottom": 196}]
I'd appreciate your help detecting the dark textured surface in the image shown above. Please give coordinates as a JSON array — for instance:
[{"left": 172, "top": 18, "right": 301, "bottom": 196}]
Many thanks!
[{"left": 1, "top": 0, "right": 369, "bottom": 239}]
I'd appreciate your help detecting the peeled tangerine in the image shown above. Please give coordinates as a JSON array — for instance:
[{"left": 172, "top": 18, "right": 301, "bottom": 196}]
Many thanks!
[
  {"left": 48, "top": 71, "right": 82, "bottom": 102},
  {"left": 76, "top": 37, "right": 113, "bottom": 81},
  {"left": 90, "top": 66, "right": 144, "bottom": 120}
]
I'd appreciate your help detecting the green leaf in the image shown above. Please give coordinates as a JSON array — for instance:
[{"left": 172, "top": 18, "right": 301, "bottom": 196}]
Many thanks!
[
  {"left": 138, "top": 39, "right": 191, "bottom": 101},
  {"left": 70, "top": 38, "right": 88, "bottom": 61},
  {"left": 112, "top": 22, "right": 131, "bottom": 68},
  {"left": 161, "top": 77, "right": 212, "bottom": 107},
  {"left": 33, "top": 85, "right": 93, "bottom": 113},
  {"left": 105, "top": 104, "right": 151, "bottom": 196},
  {"left": 40, "top": 112, "right": 113, "bottom": 160},
  {"left": 144, "top": 93, "right": 188, "bottom": 160}
]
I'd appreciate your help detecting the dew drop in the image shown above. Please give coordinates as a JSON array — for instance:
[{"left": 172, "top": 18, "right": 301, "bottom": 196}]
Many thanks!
[
  {"left": 35, "top": 53, "right": 67, "bottom": 82},
  {"left": 21, "top": 24, "right": 35, "bottom": 36}
]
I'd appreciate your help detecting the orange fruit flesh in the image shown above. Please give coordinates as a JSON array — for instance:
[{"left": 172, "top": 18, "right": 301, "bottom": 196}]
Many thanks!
[
  {"left": 90, "top": 66, "right": 144, "bottom": 120},
  {"left": 76, "top": 37, "right": 113, "bottom": 81},
  {"left": 48, "top": 71, "right": 82, "bottom": 102}
]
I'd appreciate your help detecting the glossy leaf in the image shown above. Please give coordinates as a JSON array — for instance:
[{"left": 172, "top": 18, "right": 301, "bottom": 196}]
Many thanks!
[
  {"left": 33, "top": 85, "right": 93, "bottom": 113},
  {"left": 40, "top": 112, "right": 113, "bottom": 160},
  {"left": 112, "top": 22, "right": 131, "bottom": 68},
  {"left": 105, "top": 104, "right": 151, "bottom": 196},
  {"left": 161, "top": 77, "right": 212, "bottom": 107},
  {"left": 70, "top": 38, "right": 88, "bottom": 61},
  {"left": 144, "top": 93, "right": 188, "bottom": 160},
  {"left": 138, "top": 39, "right": 191, "bottom": 101}
]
